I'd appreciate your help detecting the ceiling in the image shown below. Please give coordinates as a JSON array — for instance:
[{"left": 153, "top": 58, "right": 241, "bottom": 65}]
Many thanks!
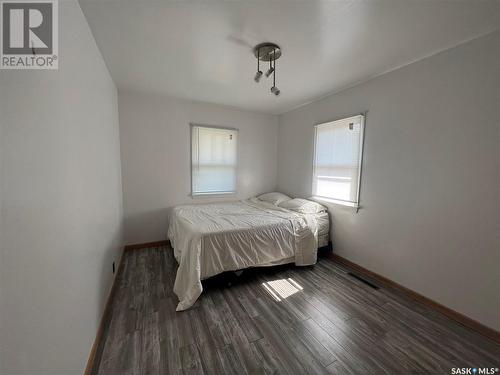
[{"left": 78, "top": 0, "right": 500, "bottom": 115}]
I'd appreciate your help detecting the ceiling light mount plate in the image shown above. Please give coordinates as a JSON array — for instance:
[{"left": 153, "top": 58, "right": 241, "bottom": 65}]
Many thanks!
[{"left": 253, "top": 42, "right": 281, "bottom": 61}]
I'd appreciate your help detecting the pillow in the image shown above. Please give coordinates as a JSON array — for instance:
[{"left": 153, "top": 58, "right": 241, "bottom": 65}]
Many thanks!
[
  {"left": 257, "top": 192, "right": 292, "bottom": 206},
  {"left": 278, "top": 198, "right": 327, "bottom": 214}
]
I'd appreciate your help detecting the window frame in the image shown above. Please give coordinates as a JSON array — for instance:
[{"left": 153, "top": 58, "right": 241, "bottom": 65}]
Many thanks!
[
  {"left": 190, "top": 123, "right": 239, "bottom": 197},
  {"left": 311, "top": 114, "right": 366, "bottom": 208}
]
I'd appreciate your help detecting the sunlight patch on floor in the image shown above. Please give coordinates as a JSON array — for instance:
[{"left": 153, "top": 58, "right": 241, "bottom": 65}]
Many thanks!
[{"left": 262, "top": 278, "right": 303, "bottom": 301}]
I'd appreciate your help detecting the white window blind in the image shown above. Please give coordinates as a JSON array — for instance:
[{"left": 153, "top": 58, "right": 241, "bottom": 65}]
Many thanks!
[
  {"left": 191, "top": 125, "right": 238, "bottom": 195},
  {"left": 312, "top": 115, "right": 365, "bottom": 205}
]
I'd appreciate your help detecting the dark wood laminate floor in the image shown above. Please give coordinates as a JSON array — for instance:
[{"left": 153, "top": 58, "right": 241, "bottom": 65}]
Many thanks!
[{"left": 91, "top": 246, "right": 500, "bottom": 374}]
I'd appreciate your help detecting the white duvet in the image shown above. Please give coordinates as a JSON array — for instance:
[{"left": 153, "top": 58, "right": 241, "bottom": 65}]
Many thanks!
[{"left": 168, "top": 198, "right": 319, "bottom": 311}]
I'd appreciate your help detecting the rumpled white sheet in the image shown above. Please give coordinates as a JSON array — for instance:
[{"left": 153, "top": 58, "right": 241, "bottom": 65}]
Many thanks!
[{"left": 168, "top": 198, "right": 319, "bottom": 311}]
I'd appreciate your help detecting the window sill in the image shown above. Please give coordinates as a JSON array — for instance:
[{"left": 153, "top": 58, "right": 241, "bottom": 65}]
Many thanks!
[
  {"left": 312, "top": 196, "right": 360, "bottom": 210},
  {"left": 191, "top": 191, "right": 236, "bottom": 198}
]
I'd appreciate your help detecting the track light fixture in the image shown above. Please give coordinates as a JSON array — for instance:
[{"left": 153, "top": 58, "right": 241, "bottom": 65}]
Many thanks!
[
  {"left": 271, "top": 48, "right": 280, "bottom": 96},
  {"left": 265, "top": 58, "right": 274, "bottom": 77},
  {"left": 254, "top": 47, "right": 263, "bottom": 82},
  {"left": 253, "top": 42, "right": 281, "bottom": 96}
]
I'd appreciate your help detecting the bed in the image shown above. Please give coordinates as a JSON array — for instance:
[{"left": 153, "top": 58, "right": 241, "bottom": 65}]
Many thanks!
[{"left": 168, "top": 195, "right": 329, "bottom": 311}]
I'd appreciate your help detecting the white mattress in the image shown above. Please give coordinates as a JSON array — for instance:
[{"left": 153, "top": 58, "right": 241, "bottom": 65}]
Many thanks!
[{"left": 168, "top": 198, "right": 328, "bottom": 311}]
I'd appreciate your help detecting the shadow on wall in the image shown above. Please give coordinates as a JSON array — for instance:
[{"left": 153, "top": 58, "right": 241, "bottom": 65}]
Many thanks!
[{"left": 124, "top": 207, "right": 172, "bottom": 245}]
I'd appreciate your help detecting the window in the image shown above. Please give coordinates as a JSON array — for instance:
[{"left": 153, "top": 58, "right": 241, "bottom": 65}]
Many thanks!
[
  {"left": 191, "top": 125, "right": 238, "bottom": 195},
  {"left": 312, "top": 115, "right": 365, "bottom": 206}
]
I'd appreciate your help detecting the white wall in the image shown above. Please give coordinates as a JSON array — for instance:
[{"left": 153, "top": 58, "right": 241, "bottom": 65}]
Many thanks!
[
  {"left": 0, "top": 81, "right": 4, "bottom": 374},
  {"left": 0, "top": 0, "right": 123, "bottom": 374},
  {"left": 119, "top": 91, "right": 279, "bottom": 244},
  {"left": 278, "top": 31, "right": 500, "bottom": 331}
]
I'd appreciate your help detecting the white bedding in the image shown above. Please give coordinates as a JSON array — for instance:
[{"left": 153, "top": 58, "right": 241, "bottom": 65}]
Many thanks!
[
  {"left": 314, "top": 211, "right": 329, "bottom": 236},
  {"left": 168, "top": 197, "right": 322, "bottom": 311}
]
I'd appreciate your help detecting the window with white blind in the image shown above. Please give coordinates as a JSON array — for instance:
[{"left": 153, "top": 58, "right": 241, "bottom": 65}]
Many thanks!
[
  {"left": 191, "top": 125, "right": 238, "bottom": 195},
  {"left": 312, "top": 115, "right": 365, "bottom": 206}
]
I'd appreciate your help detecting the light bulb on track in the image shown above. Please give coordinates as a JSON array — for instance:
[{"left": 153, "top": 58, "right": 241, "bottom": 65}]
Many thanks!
[
  {"left": 252, "top": 42, "right": 282, "bottom": 96},
  {"left": 265, "top": 67, "right": 274, "bottom": 77}
]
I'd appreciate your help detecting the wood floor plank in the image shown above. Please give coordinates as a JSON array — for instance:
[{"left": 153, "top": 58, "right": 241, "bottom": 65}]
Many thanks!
[
  {"left": 326, "top": 360, "right": 352, "bottom": 375},
  {"left": 217, "top": 344, "right": 247, "bottom": 375},
  {"left": 221, "top": 287, "right": 263, "bottom": 342},
  {"left": 381, "top": 300, "right": 500, "bottom": 366},
  {"left": 159, "top": 337, "right": 182, "bottom": 375},
  {"left": 250, "top": 338, "right": 288, "bottom": 375},
  {"left": 251, "top": 314, "right": 310, "bottom": 375},
  {"left": 91, "top": 245, "right": 500, "bottom": 374},
  {"left": 292, "top": 318, "right": 337, "bottom": 367},
  {"left": 138, "top": 312, "right": 160, "bottom": 375},
  {"left": 253, "top": 298, "right": 331, "bottom": 375},
  {"left": 179, "top": 344, "right": 204, "bottom": 375},
  {"left": 195, "top": 340, "right": 225, "bottom": 374},
  {"left": 209, "top": 292, "right": 265, "bottom": 374},
  {"left": 97, "top": 331, "right": 142, "bottom": 375},
  {"left": 297, "top": 315, "right": 378, "bottom": 374}
]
